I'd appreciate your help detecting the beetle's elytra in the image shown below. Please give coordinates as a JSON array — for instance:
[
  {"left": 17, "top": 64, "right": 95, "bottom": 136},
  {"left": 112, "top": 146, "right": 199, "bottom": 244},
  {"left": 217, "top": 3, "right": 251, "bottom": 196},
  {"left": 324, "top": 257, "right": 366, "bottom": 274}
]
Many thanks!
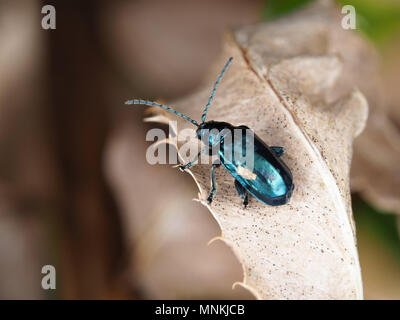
[{"left": 126, "top": 57, "right": 294, "bottom": 207}]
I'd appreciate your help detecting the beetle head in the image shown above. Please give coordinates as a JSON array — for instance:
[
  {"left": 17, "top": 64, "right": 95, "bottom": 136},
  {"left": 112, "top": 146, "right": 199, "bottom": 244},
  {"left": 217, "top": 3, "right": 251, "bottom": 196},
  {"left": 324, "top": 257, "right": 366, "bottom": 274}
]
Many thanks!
[{"left": 196, "top": 121, "right": 233, "bottom": 147}]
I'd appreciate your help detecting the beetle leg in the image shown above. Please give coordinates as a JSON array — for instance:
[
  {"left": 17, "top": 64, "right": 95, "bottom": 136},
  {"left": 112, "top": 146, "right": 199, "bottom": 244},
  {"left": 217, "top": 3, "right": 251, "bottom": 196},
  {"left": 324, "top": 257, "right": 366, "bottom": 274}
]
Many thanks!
[
  {"left": 234, "top": 179, "right": 249, "bottom": 208},
  {"left": 207, "top": 163, "right": 220, "bottom": 204},
  {"left": 270, "top": 146, "right": 285, "bottom": 158},
  {"left": 178, "top": 148, "right": 210, "bottom": 171}
]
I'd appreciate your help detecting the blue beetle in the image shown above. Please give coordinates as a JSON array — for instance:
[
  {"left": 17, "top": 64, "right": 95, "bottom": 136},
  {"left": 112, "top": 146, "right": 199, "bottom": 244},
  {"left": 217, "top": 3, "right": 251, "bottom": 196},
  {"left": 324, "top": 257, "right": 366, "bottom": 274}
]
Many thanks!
[{"left": 126, "top": 57, "right": 294, "bottom": 207}]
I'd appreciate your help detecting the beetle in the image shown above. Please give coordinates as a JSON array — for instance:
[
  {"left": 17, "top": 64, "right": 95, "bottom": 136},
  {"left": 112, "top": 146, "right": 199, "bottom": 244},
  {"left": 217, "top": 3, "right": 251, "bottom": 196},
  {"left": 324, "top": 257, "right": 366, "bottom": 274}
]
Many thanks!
[{"left": 126, "top": 57, "right": 294, "bottom": 207}]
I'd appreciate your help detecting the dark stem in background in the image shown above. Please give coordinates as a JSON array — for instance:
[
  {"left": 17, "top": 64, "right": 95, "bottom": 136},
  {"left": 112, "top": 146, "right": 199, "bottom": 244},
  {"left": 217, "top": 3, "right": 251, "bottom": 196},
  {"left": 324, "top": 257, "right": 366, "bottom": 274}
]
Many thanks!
[{"left": 44, "top": 0, "right": 128, "bottom": 298}]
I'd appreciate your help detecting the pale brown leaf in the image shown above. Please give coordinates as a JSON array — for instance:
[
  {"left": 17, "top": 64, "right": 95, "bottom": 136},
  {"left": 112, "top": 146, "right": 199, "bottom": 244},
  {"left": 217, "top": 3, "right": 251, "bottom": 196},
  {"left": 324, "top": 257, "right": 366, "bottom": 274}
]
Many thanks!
[{"left": 152, "top": 0, "right": 369, "bottom": 299}]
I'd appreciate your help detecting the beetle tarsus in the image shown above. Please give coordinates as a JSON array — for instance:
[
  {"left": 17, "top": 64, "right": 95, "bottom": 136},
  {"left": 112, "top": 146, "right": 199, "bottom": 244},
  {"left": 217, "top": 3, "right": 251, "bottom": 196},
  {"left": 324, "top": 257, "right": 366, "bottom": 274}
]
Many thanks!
[
  {"left": 243, "top": 194, "right": 249, "bottom": 209},
  {"left": 235, "top": 179, "right": 249, "bottom": 209}
]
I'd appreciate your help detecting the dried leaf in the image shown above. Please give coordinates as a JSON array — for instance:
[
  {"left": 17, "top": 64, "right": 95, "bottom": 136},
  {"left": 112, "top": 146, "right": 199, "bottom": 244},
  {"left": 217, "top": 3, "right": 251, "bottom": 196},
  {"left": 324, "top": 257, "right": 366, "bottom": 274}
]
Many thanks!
[{"left": 151, "top": 1, "right": 369, "bottom": 299}]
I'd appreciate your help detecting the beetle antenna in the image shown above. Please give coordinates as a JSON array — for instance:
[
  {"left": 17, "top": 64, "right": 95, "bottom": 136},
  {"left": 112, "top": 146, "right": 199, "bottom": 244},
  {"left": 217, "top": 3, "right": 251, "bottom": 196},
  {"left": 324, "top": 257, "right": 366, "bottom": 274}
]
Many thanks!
[
  {"left": 125, "top": 99, "right": 199, "bottom": 127},
  {"left": 201, "top": 57, "right": 233, "bottom": 123}
]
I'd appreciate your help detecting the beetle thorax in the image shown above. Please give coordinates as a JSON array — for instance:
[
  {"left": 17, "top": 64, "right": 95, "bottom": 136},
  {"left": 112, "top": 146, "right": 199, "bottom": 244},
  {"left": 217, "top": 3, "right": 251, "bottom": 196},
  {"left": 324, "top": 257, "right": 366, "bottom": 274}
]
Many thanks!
[{"left": 196, "top": 121, "right": 233, "bottom": 147}]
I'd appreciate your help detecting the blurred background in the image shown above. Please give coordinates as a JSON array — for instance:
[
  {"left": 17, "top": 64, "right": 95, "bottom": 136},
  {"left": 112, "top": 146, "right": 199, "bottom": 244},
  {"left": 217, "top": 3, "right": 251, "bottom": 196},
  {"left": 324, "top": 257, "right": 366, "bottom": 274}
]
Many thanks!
[{"left": 0, "top": 0, "right": 399, "bottom": 299}]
